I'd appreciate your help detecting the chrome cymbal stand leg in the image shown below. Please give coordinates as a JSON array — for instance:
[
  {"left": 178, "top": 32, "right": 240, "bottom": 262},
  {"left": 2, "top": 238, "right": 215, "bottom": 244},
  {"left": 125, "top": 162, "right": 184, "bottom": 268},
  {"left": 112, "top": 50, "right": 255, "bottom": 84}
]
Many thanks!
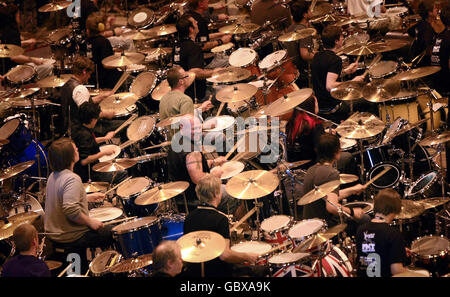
[{"left": 358, "top": 140, "right": 365, "bottom": 183}]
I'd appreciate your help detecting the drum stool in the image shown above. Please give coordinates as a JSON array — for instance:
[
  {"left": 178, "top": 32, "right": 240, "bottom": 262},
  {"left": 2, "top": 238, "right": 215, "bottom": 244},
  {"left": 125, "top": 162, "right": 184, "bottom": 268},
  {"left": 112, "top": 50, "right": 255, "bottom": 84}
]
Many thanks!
[{"left": 45, "top": 238, "right": 95, "bottom": 275}]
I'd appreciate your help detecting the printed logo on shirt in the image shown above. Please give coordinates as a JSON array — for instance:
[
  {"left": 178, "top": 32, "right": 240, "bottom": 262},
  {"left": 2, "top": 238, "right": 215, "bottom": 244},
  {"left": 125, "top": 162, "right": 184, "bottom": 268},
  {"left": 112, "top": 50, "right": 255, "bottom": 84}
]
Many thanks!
[{"left": 362, "top": 231, "right": 376, "bottom": 253}]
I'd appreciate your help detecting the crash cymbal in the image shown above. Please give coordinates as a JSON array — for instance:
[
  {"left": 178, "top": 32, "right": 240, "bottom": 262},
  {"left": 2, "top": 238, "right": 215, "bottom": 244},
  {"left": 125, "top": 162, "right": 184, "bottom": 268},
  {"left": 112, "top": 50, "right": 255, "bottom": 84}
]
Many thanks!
[
  {"left": 278, "top": 28, "right": 317, "bottom": 42},
  {"left": 38, "top": 1, "right": 71, "bottom": 12},
  {"left": 311, "top": 14, "right": 347, "bottom": 23},
  {"left": 99, "top": 92, "right": 139, "bottom": 114},
  {"left": 225, "top": 170, "right": 279, "bottom": 200},
  {"left": 0, "top": 44, "right": 24, "bottom": 58},
  {"left": 37, "top": 74, "right": 71, "bottom": 88},
  {"left": 110, "top": 254, "right": 153, "bottom": 273},
  {"left": 297, "top": 180, "right": 340, "bottom": 206},
  {"left": 264, "top": 89, "right": 313, "bottom": 117},
  {"left": 362, "top": 79, "right": 401, "bottom": 103},
  {"left": 102, "top": 52, "right": 145, "bottom": 69},
  {"left": 9, "top": 98, "right": 52, "bottom": 108},
  {"left": 142, "top": 24, "right": 177, "bottom": 37},
  {"left": 335, "top": 112, "right": 385, "bottom": 139},
  {"left": 207, "top": 67, "right": 252, "bottom": 84},
  {"left": 331, "top": 81, "right": 364, "bottom": 101},
  {"left": 392, "top": 66, "right": 442, "bottom": 81},
  {"left": 396, "top": 200, "right": 425, "bottom": 220},
  {"left": 340, "top": 174, "right": 359, "bottom": 184},
  {"left": 216, "top": 84, "right": 257, "bottom": 103},
  {"left": 151, "top": 79, "right": 170, "bottom": 101},
  {"left": 3, "top": 88, "right": 40, "bottom": 101},
  {"left": 177, "top": 230, "right": 226, "bottom": 263},
  {"left": 215, "top": 161, "right": 245, "bottom": 180},
  {"left": 92, "top": 158, "right": 137, "bottom": 173},
  {"left": 0, "top": 160, "right": 35, "bottom": 182},
  {"left": 122, "top": 30, "right": 153, "bottom": 41},
  {"left": 0, "top": 212, "right": 40, "bottom": 240},
  {"left": 45, "top": 260, "right": 63, "bottom": 271},
  {"left": 0, "top": 139, "right": 9, "bottom": 147},
  {"left": 381, "top": 39, "right": 410, "bottom": 52},
  {"left": 219, "top": 23, "right": 260, "bottom": 34},
  {"left": 84, "top": 182, "right": 109, "bottom": 193},
  {"left": 134, "top": 181, "right": 189, "bottom": 205},
  {"left": 419, "top": 131, "right": 450, "bottom": 146},
  {"left": 340, "top": 42, "right": 388, "bottom": 56},
  {"left": 127, "top": 116, "right": 156, "bottom": 142},
  {"left": 326, "top": 223, "right": 348, "bottom": 235},
  {"left": 418, "top": 197, "right": 450, "bottom": 210},
  {"left": 142, "top": 47, "right": 173, "bottom": 62}
]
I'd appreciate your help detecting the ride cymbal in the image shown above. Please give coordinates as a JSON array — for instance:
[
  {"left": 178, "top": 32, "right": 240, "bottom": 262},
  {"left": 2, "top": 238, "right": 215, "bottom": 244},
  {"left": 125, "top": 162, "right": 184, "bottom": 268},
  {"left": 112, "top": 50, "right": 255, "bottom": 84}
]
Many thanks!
[
  {"left": 418, "top": 197, "right": 450, "bottom": 210},
  {"left": 207, "top": 67, "right": 252, "bottom": 84},
  {"left": 216, "top": 84, "right": 257, "bottom": 103},
  {"left": 134, "top": 181, "right": 189, "bottom": 205},
  {"left": 219, "top": 23, "right": 260, "bottom": 34},
  {"left": 419, "top": 131, "right": 450, "bottom": 146},
  {"left": 225, "top": 170, "right": 279, "bottom": 200},
  {"left": 264, "top": 89, "right": 313, "bottom": 117},
  {"left": 362, "top": 79, "right": 401, "bottom": 103},
  {"left": 392, "top": 66, "right": 441, "bottom": 81},
  {"left": 335, "top": 112, "right": 385, "bottom": 139},
  {"left": 278, "top": 28, "right": 317, "bottom": 42},
  {"left": 92, "top": 159, "right": 137, "bottom": 172},
  {"left": 297, "top": 180, "right": 340, "bottom": 206},
  {"left": 396, "top": 200, "right": 425, "bottom": 220},
  {"left": 3, "top": 88, "right": 40, "bottom": 101},
  {"left": 99, "top": 93, "right": 139, "bottom": 114},
  {"left": 0, "top": 44, "right": 24, "bottom": 58},
  {"left": 331, "top": 82, "right": 364, "bottom": 101},
  {"left": 177, "top": 231, "right": 226, "bottom": 263},
  {"left": 102, "top": 52, "right": 145, "bottom": 68},
  {"left": 37, "top": 74, "right": 71, "bottom": 88},
  {"left": 38, "top": 1, "right": 71, "bottom": 12},
  {"left": 0, "top": 161, "right": 35, "bottom": 182}
]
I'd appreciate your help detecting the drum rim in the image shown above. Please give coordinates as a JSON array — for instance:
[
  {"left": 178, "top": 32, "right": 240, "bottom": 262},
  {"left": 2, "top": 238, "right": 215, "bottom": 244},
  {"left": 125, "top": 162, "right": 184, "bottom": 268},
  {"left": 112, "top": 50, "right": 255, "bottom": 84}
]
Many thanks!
[
  {"left": 367, "top": 162, "right": 401, "bottom": 189},
  {"left": 229, "top": 48, "right": 258, "bottom": 68},
  {"left": 129, "top": 72, "right": 158, "bottom": 99},
  {"left": 259, "top": 50, "right": 288, "bottom": 71},
  {"left": 160, "top": 213, "right": 185, "bottom": 222},
  {"left": 288, "top": 218, "right": 327, "bottom": 239},
  {"left": 89, "top": 250, "right": 121, "bottom": 275},
  {"left": 343, "top": 201, "right": 374, "bottom": 212},
  {"left": 231, "top": 240, "right": 272, "bottom": 257},
  {"left": 268, "top": 251, "right": 309, "bottom": 266},
  {"left": 116, "top": 176, "right": 152, "bottom": 199},
  {"left": 368, "top": 60, "right": 398, "bottom": 79},
  {"left": 5, "top": 64, "right": 36, "bottom": 84},
  {"left": 112, "top": 216, "right": 159, "bottom": 234},
  {"left": 260, "top": 215, "right": 293, "bottom": 234},
  {"left": 89, "top": 207, "right": 123, "bottom": 222},
  {"left": 128, "top": 8, "right": 155, "bottom": 28},
  {"left": 411, "top": 235, "right": 449, "bottom": 259},
  {"left": 405, "top": 171, "right": 439, "bottom": 197}
]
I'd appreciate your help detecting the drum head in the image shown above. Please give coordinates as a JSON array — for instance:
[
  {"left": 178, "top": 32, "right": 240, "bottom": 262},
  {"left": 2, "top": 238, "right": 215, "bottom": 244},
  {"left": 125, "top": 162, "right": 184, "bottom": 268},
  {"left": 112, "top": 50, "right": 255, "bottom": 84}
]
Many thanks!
[
  {"left": 288, "top": 219, "right": 324, "bottom": 239},
  {"left": 128, "top": 8, "right": 155, "bottom": 28},
  {"left": 117, "top": 177, "right": 151, "bottom": 198},
  {"left": 407, "top": 172, "right": 438, "bottom": 197},
  {"left": 0, "top": 118, "right": 20, "bottom": 139},
  {"left": 344, "top": 202, "right": 373, "bottom": 214},
  {"left": 231, "top": 241, "right": 272, "bottom": 255},
  {"left": 89, "top": 207, "right": 123, "bottom": 222},
  {"left": 6, "top": 65, "right": 35, "bottom": 84},
  {"left": 411, "top": 236, "right": 449, "bottom": 257},
  {"left": 340, "top": 137, "right": 356, "bottom": 151},
  {"left": 90, "top": 250, "right": 121, "bottom": 275},
  {"left": 151, "top": 80, "right": 170, "bottom": 101},
  {"left": 268, "top": 252, "right": 309, "bottom": 265},
  {"left": 98, "top": 144, "right": 121, "bottom": 163},
  {"left": 369, "top": 61, "right": 398, "bottom": 78},
  {"left": 229, "top": 48, "right": 257, "bottom": 67},
  {"left": 368, "top": 163, "right": 400, "bottom": 188},
  {"left": 261, "top": 215, "right": 291, "bottom": 232},
  {"left": 259, "top": 50, "right": 287, "bottom": 70},
  {"left": 130, "top": 72, "right": 157, "bottom": 99},
  {"left": 126, "top": 116, "right": 156, "bottom": 141},
  {"left": 112, "top": 216, "right": 159, "bottom": 234}
]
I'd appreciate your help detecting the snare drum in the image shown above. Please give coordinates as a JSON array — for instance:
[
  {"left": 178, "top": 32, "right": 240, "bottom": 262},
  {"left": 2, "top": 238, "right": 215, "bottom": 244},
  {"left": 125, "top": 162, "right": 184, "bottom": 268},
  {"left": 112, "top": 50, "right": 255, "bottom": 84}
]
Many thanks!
[
  {"left": 151, "top": 79, "right": 170, "bottom": 101},
  {"left": 5, "top": 65, "right": 36, "bottom": 85},
  {"left": 411, "top": 235, "right": 449, "bottom": 277},
  {"left": 259, "top": 50, "right": 299, "bottom": 87},
  {"left": 126, "top": 116, "right": 156, "bottom": 143},
  {"left": 160, "top": 214, "right": 185, "bottom": 241},
  {"left": 288, "top": 219, "right": 327, "bottom": 249},
  {"left": 269, "top": 252, "right": 312, "bottom": 277},
  {"left": 229, "top": 48, "right": 261, "bottom": 76},
  {"left": 112, "top": 216, "right": 162, "bottom": 258},
  {"left": 405, "top": 171, "right": 443, "bottom": 200},
  {"left": 89, "top": 250, "right": 122, "bottom": 277},
  {"left": 116, "top": 177, "right": 157, "bottom": 217},
  {"left": 368, "top": 61, "right": 398, "bottom": 79},
  {"left": 260, "top": 215, "right": 294, "bottom": 245},
  {"left": 129, "top": 72, "right": 158, "bottom": 99},
  {"left": 98, "top": 144, "right": 121, "bottom": 162},
  {"left": 89, "top": 207, "right": 123, "bottom": 223},
  {"left": 231, "top": 241, "right": 272, "bottom": 265},
  {"left": 211, "top": 42, "right": 234, "bottom": 57},
  {"left": 378, "top": 89, "right": 420, "bottom": 123}
]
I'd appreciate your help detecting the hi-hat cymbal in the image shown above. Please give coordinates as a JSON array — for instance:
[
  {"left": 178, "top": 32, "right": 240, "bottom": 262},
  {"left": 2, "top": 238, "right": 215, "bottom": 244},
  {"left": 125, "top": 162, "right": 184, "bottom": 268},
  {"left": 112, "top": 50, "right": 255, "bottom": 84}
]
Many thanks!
[
  {"left": 142, "top": 24, "right": 177, "bottom": 37},
  {"left": 207, "top": 67, "right": 252, "bottom": 84},
  {"left": 216, "top": 84, "right": 257, "bottom": 103},
  {"left": 219, "top": 23, "right": 260, "bottom": 34},
  {"left": 264, "top": 89, "right": 313, "bottom": 117},
  {"left": 340, "top": 174, "right": 359, "bottom": 184},
  {"left": 225, "top": 170, "right": 279, "bottom": 200},
  {"left": 292, "top": 224, "right": 347, "bottom": 253},
  {"left": 392, "top": 66, "right": 442, "bottom": 81},
  {"left": 84, "top": 182, "right": 109, "bottom": 193},
  {"left": 396, "top": 200, "right": 425, "bottom": 220},
  {"left": 99, "top": 93, "right": 139, "bottom": 114},
  {"left": 110, "top": 254, "right": 153, "bottom": 273},
  {"left": 102, "top": 52, "right": 145, "bottom": 68},
  {"left": 37, "top": 74, "right": 71, "bottom": 88},
  {"left": 3, "top": 88, "right": 40, "bottom": 101},
  {"left": 418, "top": 197, "right": 450, "bottom": 210},
  {"left": 335, "top": 112, "right": 385, "bottom": 139},
  {"left": 38, "top": 1, "right": 71, "bottom": 12},
  {"left": 177, "top": 231, "right": 226, "bottom": 263},
  {"left": 419, "top": 131, "right": 450, "bottom": 146},
  {"left": 297, "top": 180, "right": 340, "bottom": 206},
  {"left": 0, "top": 44, "right": 24, "bottom": 58},
  {"left": 0, "top": 160, "right": 35, "bottom": 182},
  {"left": 362, "top": 79, "right": 401, "bottom": 103},
  {"left": 216, "top": 161, "right": 245, "bottom": 180},
  {"left": 92, "top": 158, "right": 137, "bottom": 172},
  {"left": 134, "top": 181, "right": 189, "bottom": 205},
  {"left": 331, "top": 81, "right": 364, "bottom": 101},
  {"left": 278, "top": 28, "right": 317, "bottom": 42}
]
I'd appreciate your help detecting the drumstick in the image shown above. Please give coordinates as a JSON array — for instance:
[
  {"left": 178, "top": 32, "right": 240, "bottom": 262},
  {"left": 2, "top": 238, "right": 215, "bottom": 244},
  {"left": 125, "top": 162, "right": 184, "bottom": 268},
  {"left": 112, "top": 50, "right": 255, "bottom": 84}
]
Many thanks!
[
  {"left": 225, "top": 136, "right": 246, "bottom": 160},
  {"left": 119, "top": 139, "right": 137, "bottom": 150},
  {"left": 216, "top": 102, "right": 225, "bottom": 117},
  {"left": 361, "top": 54, "right": 382, "bottom": 78},
  {"left": 84, "top": 267, "right": 90, "bottom": 277},
  {"left": 266, "top": 242, "right": 292, "bottom": 255},
  {"left": 364, "top": 167, "right": 392, "bottom": 187},
  {"left": 103, "top": 216, "right": 137, "bottom": 226},
  {"left": 142, "top": 141, "right": 172, "bottom": 150},
  {"left": 113, "top": 113, "right": 138, "bottom": 135},
  {"left": 112, "top": 72, "right": 130, "bottom": 94},
  {"left": 104, "top": 176, "right": 133, "bottom": 196},
  {"left": 57, "top": 263, "right": 73, "bottom": 277},
  {"left": 230, "top": 207, "right": 257, "bottom": 232}
]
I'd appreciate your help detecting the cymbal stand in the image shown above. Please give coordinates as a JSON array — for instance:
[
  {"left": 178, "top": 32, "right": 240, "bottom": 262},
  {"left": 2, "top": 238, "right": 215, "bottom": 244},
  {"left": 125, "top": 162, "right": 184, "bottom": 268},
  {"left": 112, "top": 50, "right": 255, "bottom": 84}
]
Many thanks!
[
  {"left": 29, "top": 94, "right": 43, "bottom": 190},
  {"left": 261, "top": 68, "right": 285, "bottom": 105},
  {"left": 322, "top": 196, "right": 351, "bottom": 228},
  {"left": 294, "top": 106, "right": 339, "bottom": 127},
  {"left": 436, "top": 143, "right": 448, "bottom": 198},
  {"left": 358, "top": 139, "right": 366, "bottom": 183}
]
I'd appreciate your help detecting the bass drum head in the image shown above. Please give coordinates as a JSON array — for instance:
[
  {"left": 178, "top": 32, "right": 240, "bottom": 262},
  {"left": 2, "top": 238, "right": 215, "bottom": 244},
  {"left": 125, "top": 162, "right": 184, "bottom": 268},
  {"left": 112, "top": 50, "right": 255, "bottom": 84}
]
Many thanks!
[{"left": 367, "top": 163, "right": 400, "bottom": 189}]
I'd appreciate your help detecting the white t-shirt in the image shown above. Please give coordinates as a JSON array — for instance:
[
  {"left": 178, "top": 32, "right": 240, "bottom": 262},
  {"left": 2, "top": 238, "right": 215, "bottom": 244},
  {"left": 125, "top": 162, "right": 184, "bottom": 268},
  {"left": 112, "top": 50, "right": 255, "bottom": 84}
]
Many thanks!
[{"left": 72, "top": 85, "right": 90, "bottom": 107}]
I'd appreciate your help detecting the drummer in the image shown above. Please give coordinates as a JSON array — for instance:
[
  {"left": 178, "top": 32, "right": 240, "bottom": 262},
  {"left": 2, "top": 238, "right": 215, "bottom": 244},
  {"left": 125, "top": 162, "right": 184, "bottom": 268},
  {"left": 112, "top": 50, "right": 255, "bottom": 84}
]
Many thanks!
[{"left": 152, "top": 241, "right": 184, "bottom": 277}]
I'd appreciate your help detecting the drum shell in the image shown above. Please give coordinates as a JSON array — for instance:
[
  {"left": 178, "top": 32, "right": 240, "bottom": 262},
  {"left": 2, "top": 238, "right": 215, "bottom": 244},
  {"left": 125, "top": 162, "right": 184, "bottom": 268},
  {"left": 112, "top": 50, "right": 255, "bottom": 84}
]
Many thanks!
[
  {"left": 160, "top": 214, "right": 185, "bottom": 241},
  {"left": 405, "top": 171, "right": 443, "bottom": 200},
  {"left": 89, "top": 250, "right": 122, "bottom": 277},
  {"left": 117, "top": 177, "right": 158, "bottom": 218},
  {"left": 288, "top": 219, "right": 327, "bottom": 251},
  {"left": 268, "top": 252, "right": 313, "bottom": 277},
  {"left": 260, "top": 215, "right": 294, "bottom": 245},
  {"left": 259, "top": 51, "right": 299, "bottom": 87},
  {"left": 410, "top": 235, "right": 449, "bottom": 277},
  {"left": 378, "top": 92, "right": 420, "bottom": 124}
]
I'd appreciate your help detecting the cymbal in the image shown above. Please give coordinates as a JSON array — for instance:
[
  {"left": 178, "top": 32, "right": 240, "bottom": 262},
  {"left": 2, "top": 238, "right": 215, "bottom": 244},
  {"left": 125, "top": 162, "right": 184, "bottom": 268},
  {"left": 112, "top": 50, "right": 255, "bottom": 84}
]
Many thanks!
[
  {"left": 102, "top": 52, "right": 145, "bottom": 69},
  {"left": 142, "top": 47, "right": 172, "bottom": 62},
  {"left": 0, "top": 44, "right": 24, "bottom": 58},
  {"left": 155, "top": 114, "right": 185, "bottom": 129},
  {"left": 418, "top": 197, "right": 450, "bottom": 210},
  {"left": 340, "top": 42, "right": 388, "bottom": 56},
  {"left": 0, "top": 160, "right": 35, "bottom": 182},
  {"left": 392, "top": 66, "right": 441, "bottom": 81},
  {"left": 278, "top": 28, "right": 317, "bottom": 42},
  {"left": 84, "top": 182, "right": 109, "bottom": 193},
  {"left": 134, "top": 181, "right": 189, "bottom": 205},
  {"left": 142, "top": 24, "right": 177, "bottom": 37},
  {"left": 392, "top": 270, "right": 431, "bottom": 277},
  {"left": 331, "top": 81, "right": 364, "bottom": 101},
  {"left": 46, "top": 28, "right": 71, "bottom": 43},
  {"left": 219, "top": 23, "right": 260, "bottom": 34},
  {"left": 122, "top": 30, "right": 153, "bottom": 41},
  {"left": 310, "top": 3, "right": 332, "bottom": 18},
  {"left": 151, "top": 79, "right": 170, "bottom": 101},
  {"left": 0, "top": 139, "right": 9, "bottom": 147},
  {"left": 37, "top": 74, "right": 71, "bottom": 88},
  {"left": 292, "top": 225, "right": 346, "bottom": 253},
  {"left": 297, "top": 180, "right": 340, "bottom": 206},
  {"left": 9, "top": 98, "right": 52, "bottom": 108},
  {"left": 99, "top": 93, "right": 139, "bottom": 114},
  {"left": 335, "top": 112, "right": 385, "bottom": 139},
  {"left": 92, "top": 158, "right": 137, "bottom": 173},
  {"left": 38, "top": 1, "right": 71, "bottom": 12},
  {"left": 264, "top": 89, "right": 313, "bottom": 117},
  {"left": 8, "top": 211, "right": 41, "bottom": 224},
  {"left": 396, "top": 200, "right": 425, "bottom": 220},
  {"left": 45, "top": 260, "right": 63, "bottom": 271},
  {"left": 207, "top": 67, "right": 252, "bottom": 84},
  {"left": 340, "top": 174, "right": 359, "bottom": 184},
  {"left": 110, "top": 254, "right": 153, "bottom": 273},
  {"left": 216, "top": 161, "right": 245, "bottom": 180},
  {"left": 283, "top": 160, "right": 311, "bottom": 169},
  {"left": 177, "top": 231, "right": 226, "bottom": 263},
  {"left": 312, "top": 14, "right": 347, "bottom": 23},
  {"left": 389, "top": 118, "right": 428, "bottom": 139},
  {"left": 3, "top": 88, "right": 40, "bottom": 101},
  {"left": 381, "top": 39, "right": 410, "bottom": 52},
  {"left": 362, "top": 79, "right": 401, "bottom": 103},
  {"left": 419, "top": 131, "right": 450, "bottom": 146},
  {"left": 225, "top": 170, "right": 279, "bottom": 200},
  {"left": 216, "top": 84, "right": 257, "bottom": 103},
  {"left": 0, "top": 211, "right": 41, "bottom": 240}
]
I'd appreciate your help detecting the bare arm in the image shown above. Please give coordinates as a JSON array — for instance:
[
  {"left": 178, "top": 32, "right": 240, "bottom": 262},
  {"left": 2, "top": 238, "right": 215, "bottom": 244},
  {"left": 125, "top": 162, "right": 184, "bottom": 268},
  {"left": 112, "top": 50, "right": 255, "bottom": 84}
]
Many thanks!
[
  {"left": 188, "top": 67, "right": 216, "bottom": 80},
  {"left": 219, "top": 239, "right": 257, "bottom": 264},
  {"left": 80, "top": 151, "right": 110, "bottom": 166},
  {"left": 186, "top": 152, "right": 208, "bottom": 184},
  {"left": 326, "top": 72, "right": 341, "bottom": 92}
]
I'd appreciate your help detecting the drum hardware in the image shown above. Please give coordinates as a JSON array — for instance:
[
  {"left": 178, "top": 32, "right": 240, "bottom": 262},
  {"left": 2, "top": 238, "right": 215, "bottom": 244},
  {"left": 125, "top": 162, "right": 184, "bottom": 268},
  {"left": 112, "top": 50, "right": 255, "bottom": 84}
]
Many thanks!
[{"left": 108, "top": 253, "right": 153, "bottom": 276}]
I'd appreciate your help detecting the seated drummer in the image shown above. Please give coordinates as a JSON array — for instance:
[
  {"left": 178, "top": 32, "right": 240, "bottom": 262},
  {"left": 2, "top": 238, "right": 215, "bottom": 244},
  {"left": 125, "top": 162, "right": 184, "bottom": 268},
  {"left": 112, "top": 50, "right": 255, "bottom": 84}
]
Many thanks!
[
  {"left": 301, "top": 133, "right": 367, "bottom": 227},
  {"left": 182, "top": 174, "right": 259, "bottom": 277},
  {"left": 44, "top": 138, "right": 113, "bottom": 269},
  {"left": 72, "top": 102, "right": 126, "bottom": 183},
  {"left": 311, "top": 25, "right": 364, "bottom": 124},
  {"left": 1, "top": 223, "right": 51, "bottom": 277},
  {"left": 152, "top": 241, "right": 184, "bottom": 277},
  {"left": 356, "top": 189, "right": 408, "bottom": 277}
]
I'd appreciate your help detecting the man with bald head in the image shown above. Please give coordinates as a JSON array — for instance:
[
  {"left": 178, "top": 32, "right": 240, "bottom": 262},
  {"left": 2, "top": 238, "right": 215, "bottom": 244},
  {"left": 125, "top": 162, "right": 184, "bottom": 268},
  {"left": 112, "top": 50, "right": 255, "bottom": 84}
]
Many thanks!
[
  {"left": 152, "top": 241, "right": 184, "bottom": 277},
  {"left": 1, "top": 223, "right": 51, "bottom": 277}
]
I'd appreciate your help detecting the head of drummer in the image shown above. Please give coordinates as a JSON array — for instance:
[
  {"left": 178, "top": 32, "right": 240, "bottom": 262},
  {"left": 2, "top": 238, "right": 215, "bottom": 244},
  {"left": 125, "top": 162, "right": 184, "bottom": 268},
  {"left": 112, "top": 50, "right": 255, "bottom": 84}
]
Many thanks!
[
  {"left": 417, "top": 0, "right": 438, "bottom": 20},
  {"left": 176, "top": 14, "right": 199, "bottom": 40},
  {"left": 167, "top": 66, "right": 195, "bottom": 91},
  {"left": 86, "top": 14, "right": 106, "bottom": 38},
  {"left": 179, "top": 114, "right": 203, "bottom": 142},
  {"left": 316, "top": 133, "right": 341, "bottom": 164},
  {"left": 373, "top": 189, "right": 402, "bottom": 223},
  {"left": 12, "top": 223, "right": 40, "bottom": 257},
  {"left": 78, "top": 102, "right": 101, "bottom": 129},
  {"left": 72, "top": 56, "right": 95, "bottom": 84},
  {"left": 290, "top": 0, "right": 312, "bottom": 23},
  {"left": 440, "top": 4, "right": 450, "bottom": 29},
  {"left": 321, "top": 25, "right": 344, "bottom": 50},
  {"left": 48, "top": 137, "right": 79, "bottom": 172},
  {"left": 196, "top": 174, "right": 222, "bottom": 207},
  {"left": 153, "top": 241, "right": 184, "bottom": 277},
  {"left": 188, "top": 0, "right": 209, "bottom": 13}
]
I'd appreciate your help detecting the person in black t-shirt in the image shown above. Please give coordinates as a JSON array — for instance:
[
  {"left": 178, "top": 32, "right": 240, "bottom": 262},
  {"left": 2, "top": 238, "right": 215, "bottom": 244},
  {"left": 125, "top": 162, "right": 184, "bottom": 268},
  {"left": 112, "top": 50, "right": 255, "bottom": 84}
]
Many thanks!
[
  {"left": 356, "top": 189, "right": 408, "bottom": 277},
  {"left": 311, "top": 25, "right": 365, "bottom": 124},
  {"left": 1, "top": 223, "right": 51, "bottom": 277},
  {"left": 183, "top": 174, "right": 258, "bottom": 277},
  {"left": 431, "top": 6, "right": 450, "bottom": 96},
  {"left": 152, "top": 241, "right": 184, "bottom": 277},
  {"left": 302, "top": 133, "right": 367, "bottom": 227}
]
